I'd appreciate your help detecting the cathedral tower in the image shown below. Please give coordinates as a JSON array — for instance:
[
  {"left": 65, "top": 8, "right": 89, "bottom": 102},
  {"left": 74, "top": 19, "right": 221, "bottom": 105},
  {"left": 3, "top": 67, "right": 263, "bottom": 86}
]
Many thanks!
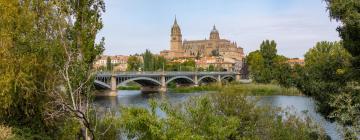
[
  {"left": 210, "top": 25, "right": 220, "bottom": 40},
  {"left": 170, "top": 17, "right": 182, "bottom": 51}
]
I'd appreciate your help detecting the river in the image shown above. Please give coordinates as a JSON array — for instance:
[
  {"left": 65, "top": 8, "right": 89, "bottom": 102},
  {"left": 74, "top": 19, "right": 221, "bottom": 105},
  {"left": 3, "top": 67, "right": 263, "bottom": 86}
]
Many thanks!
[{"left": 94, "top": 90, "right": 342, "bottom": 140}]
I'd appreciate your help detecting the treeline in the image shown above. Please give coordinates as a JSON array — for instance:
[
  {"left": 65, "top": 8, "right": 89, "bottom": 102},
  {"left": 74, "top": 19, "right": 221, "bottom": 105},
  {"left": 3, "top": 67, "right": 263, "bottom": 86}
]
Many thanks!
[
  {"left": 247, "top": 0, "right": 360, "bottom": 138},
  {"left": 127, "top": 49, "right": 196, "bottom": 71},
  {"left": 126, "top": 49, "right": 230, "bottom": 72},
  {"left": 247, "top": 40, "right": 292, "bottom": 87}
]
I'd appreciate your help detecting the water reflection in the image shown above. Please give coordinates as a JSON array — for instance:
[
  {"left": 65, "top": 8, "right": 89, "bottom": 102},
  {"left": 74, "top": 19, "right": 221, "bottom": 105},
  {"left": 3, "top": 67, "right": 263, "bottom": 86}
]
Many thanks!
[
  {"left": 259, "top": 96, "right": 341, "bottom": 140},
  {"left": 94, "top": 90, "right": 342, "bottom": 140}
]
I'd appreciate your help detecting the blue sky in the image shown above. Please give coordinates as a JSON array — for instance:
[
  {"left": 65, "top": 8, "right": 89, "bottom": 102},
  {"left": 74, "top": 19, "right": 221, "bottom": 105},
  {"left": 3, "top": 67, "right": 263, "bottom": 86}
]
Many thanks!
[{"left": 97, "top": 0, "right": 340, "bottom": 58}]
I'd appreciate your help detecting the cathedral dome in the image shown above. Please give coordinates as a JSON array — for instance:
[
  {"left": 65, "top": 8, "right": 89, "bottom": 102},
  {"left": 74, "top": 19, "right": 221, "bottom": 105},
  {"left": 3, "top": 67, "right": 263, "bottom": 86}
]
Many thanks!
[{"left": 210, "top": 25, "right": 220, "bottom": 40}]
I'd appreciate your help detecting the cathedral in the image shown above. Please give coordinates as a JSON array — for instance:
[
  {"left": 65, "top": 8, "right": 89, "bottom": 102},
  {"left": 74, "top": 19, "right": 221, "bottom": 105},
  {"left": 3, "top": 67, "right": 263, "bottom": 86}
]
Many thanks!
[{"left": 160, "top": 18, "right": 244, "bottom": 61}]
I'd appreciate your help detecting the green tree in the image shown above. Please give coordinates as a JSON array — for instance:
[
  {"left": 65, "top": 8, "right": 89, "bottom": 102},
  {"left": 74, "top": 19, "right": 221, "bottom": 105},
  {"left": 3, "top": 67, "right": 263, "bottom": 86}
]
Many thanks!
[
  {"left": 326, "top": 1, "right": 360, "bottom": 136},
  {"left": 106, "top": 56, "right": 112, "bottom": 71},
  {"left": 0, "top": 0, "right": 106, "bottom": 139},
  {"left": 247, "top": 51, "right": 267, "bottom": 83},
  {"left": 143, "top": 49, "right": 154, "bottom": 71},
  {"left": 273, "top": 55, "right": 293, "bottom": 88},
  {"left": 247, "top": 40, "right": 279, "bottom": 83},
  {"left": 127, "top": 56, "right": 142, "bottom": 71},
  {"left": 300, "top": 41, "right": 351, "bottom": 117},
  {"left": 326, "top": 0, "right": 360, "bottom": 79},
  {"left": 260, "top": 40, "right": 277, "bottom": 68},
  {"left": 208, "top": 65, "right": 215, "bottom": 71},
  {"left": 0, "top": 0, "right": 64, "bottom": 138},
  {"left": 51, "top": 0, "right": 106, "bottom": 139},
  {"left": 153, "top": 55, "right": 167, "bottom": 71}
]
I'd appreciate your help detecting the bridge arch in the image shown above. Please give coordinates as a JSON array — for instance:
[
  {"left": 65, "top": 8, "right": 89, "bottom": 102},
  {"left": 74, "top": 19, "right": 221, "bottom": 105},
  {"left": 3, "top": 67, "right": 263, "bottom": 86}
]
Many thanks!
[
  {"left": 117, "top": 77, "right": 161, "bottom": 87},
  {"left": 166, "top": 76, "right": 195, "bottom": 85},
  {"left": 94, "top": 80, "right": 111, "bottom": 89},
  {"left": 198, "top": 75, "right": 218, "bottom": 84},
  {"left": 221, "top": 75, "right": 235, "bottom": 80}
]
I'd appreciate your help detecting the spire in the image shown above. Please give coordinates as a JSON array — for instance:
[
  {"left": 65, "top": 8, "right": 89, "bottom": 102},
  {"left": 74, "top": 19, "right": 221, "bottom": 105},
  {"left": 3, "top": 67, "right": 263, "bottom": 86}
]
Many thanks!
[
  {"left": 174, "top": 15, "right": 178, "bottom": 25},
  {"left": 171, "top": 15, "right": 181, "bottom": 37},
  {"left": 213, "top": 24, "right": 216, "bottom": 30}
]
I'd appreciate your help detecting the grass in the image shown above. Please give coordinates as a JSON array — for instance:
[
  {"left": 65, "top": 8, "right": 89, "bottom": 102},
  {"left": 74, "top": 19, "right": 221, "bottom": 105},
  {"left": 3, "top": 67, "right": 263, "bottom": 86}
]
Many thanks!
[
  {"left": 117, "top": 86, "right": 141, "bottom": 90},
  {"left": 168, "top": 84, "right": 221, "bottom": 93},
  {"left": 169, "top": 83, "right": 302, "bottom": 96},
  {"left": 221, "top": 83, "right": 302, "bottom": 96}
]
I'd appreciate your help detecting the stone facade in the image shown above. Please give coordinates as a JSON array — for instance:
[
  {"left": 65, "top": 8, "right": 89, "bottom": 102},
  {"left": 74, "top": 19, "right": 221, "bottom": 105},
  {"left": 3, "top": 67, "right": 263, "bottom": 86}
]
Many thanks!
[
  {"left": 94, "top": 55, "right": 129, "bottom": 71},
  {"left": 160, "top": 18, "right": 244, "bottom": 61}
]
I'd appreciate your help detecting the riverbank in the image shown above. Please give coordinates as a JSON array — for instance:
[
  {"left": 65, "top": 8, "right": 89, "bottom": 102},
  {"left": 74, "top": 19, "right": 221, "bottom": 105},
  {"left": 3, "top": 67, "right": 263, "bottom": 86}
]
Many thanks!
[
  {"left": 117, "top": 86, "right": 141, "bottom": 90},
  {"left": 169, "top": 83, "right": 302, "bottom": 96}
]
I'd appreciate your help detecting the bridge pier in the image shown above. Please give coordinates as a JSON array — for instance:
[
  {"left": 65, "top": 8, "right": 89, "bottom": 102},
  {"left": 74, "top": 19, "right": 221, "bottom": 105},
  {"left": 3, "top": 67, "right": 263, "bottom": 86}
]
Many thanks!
[
  {"left": 109, "top": 75, "right": 118, "bottom": 96},
  {"left": 194, "top": 75, "right": 199, "bottom": 87},
  {"left": 236, "top": 73, "right": 241, "bottom": 82},
  {"left": 217, "top": 75, "right": 222, "bottom": 86},
  {"left": 99, "top": 75, "right": 118, "bottom": 96},
  {"left": 159, "top": 74, "right": 167, "bottom": 92}
]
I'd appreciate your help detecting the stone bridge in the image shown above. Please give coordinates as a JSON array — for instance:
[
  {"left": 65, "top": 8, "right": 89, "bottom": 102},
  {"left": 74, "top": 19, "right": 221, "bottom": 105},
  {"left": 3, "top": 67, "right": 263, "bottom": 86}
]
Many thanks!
[{"left": 95, "top": 71, "right": 245, "bottom": 96}]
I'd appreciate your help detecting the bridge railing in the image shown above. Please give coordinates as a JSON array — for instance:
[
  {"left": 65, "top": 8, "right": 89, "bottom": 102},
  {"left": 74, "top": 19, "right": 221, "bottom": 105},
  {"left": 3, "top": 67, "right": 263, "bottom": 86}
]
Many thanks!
[{"left": 96, "top": 71, "right": 239, "bottom": 76}]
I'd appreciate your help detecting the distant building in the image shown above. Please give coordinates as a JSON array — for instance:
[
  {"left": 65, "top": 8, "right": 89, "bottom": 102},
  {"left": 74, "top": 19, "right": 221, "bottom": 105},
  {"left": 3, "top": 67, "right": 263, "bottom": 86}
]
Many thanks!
[
  {"left": 94, "top": 55, "right": 129, "bottom": 71},
  {"left": 195, "top": 56, "right": 241, "bottom": 72},
  {"left": 287, "top": 58, "right": 305, "bottom": 67},
  {"left": 160, "top": 17, "right": 245, "bottom": 71}
]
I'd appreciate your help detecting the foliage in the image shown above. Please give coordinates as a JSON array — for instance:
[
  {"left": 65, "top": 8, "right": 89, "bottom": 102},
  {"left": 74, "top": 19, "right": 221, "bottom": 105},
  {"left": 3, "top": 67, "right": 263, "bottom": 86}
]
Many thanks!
[
  {"left": 326, "top": 0, "right": 360, "bottom": 79},
  {"left": 117, "top": 86, "right": 141, "bottom": 90},
  {"left": 208, "top": 64, "right": 216, "bottom": 71},
  {"left": 0, "top": 0, "right": 64, "bottom": 136},
  {"left": 329, "top": 91, "right": 360, "bottom": 139},
  {"left": 260, "top": 40, "right": 278, "bottom": 67},
  {"left": 169, "top": 83, "right": 301, "bottom": 96},
  {"left": 273, "top": 55, "right": 293, "bottom": 88},
  {"left": 142, "top": 49, "right": 167, "bottom": 71},
  {"left": 91, "top": 110, "right": 121, "bottom": 140},
  {"left": 143, "top": 49, "right": 153, "bottom": 71},
  {"left": 325, "top": 1, "right": 360, "bottom": 136},
  {"left": 0, "top": 0, "right": 105, "bottom": 139},
  {"left": 166, "top": 58, "right": 195, "bottom": 71},
  {"left": 118, "top": 90, "right": 326, "bottom": 140},
  {"left": 296, "top": 41, "right": 352, "bottom": 117},
  {"left": 169, "top": 83, "right": 222, "bottom": 93},
  {"left": 247, "top": 40, "right": 287, "bottom": 83},
  {"left": 127, "top": 55, "right": 142, "bottom": 71},
  {"left": 247, "top": 51, "right": 267, "bottom": 82},
  {"left": 106, "top": 56, "right": 112, "bottom": 71},
  {"left": 153, "top": 55, "right": 167, "bottom": 71},
  {"left": 55, "top": 119, "right": 81, "bottom": 140}
]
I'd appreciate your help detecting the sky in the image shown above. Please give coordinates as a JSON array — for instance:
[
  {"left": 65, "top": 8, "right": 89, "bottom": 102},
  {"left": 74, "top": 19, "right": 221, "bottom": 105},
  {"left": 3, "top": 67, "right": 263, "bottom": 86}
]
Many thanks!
[{"left": 97, "top": 0, "right": 341, "bottom": 58}]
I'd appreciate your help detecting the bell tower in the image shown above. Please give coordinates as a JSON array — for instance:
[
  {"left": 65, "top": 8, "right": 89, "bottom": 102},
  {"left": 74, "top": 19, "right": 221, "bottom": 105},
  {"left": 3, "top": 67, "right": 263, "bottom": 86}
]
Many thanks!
[{"left": 170, "top": 17, "right": 182, "bottom": 51}]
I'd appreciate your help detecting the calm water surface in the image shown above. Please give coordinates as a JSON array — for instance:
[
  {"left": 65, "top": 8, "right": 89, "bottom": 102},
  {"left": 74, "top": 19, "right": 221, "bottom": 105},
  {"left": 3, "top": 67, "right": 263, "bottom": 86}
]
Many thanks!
[{"left": 94, "top": 90, "right": 342, "bottom": 140}]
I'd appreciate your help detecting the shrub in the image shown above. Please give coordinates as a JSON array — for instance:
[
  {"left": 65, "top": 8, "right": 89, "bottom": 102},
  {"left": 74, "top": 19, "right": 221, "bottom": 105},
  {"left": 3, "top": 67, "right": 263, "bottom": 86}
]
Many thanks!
[{"left": 117, "top": 90, "right": 326, "bottom": 140}]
